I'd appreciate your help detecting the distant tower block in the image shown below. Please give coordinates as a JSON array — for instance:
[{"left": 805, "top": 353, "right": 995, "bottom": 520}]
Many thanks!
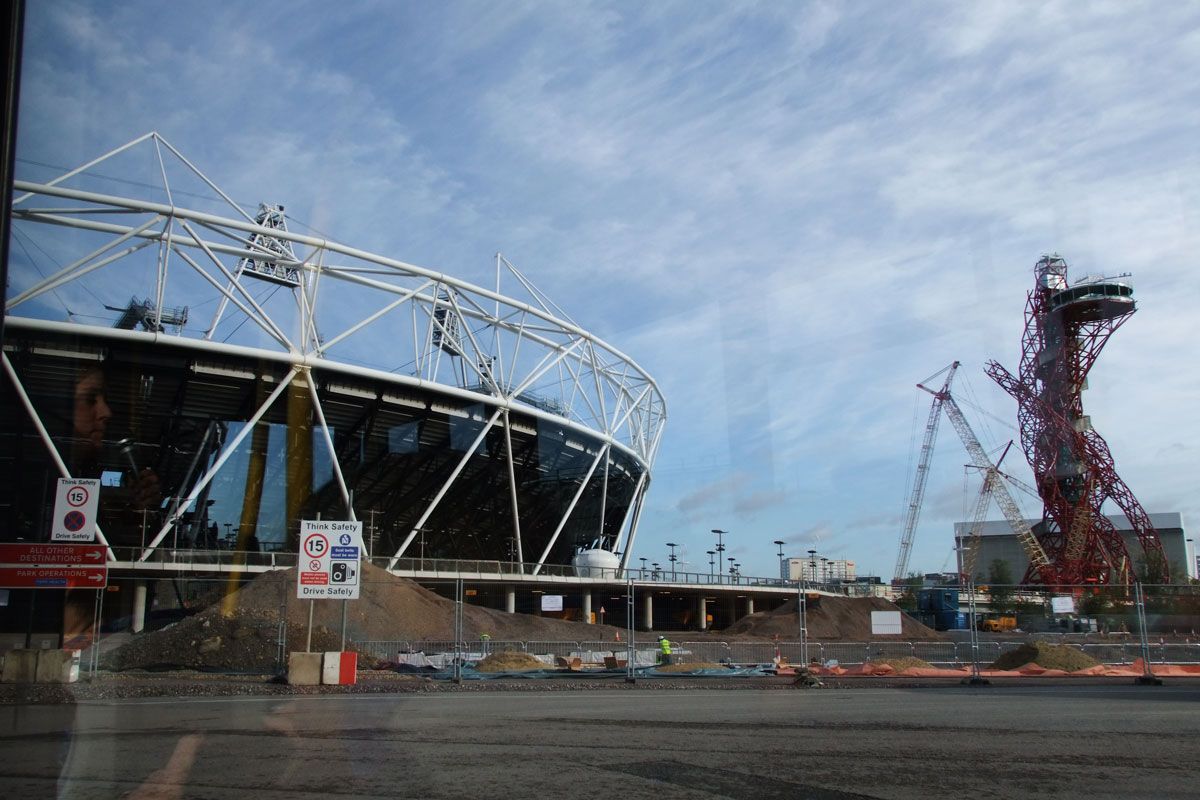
[{"left": 986, "top": 255, "right": 1168, "bottom": 585}]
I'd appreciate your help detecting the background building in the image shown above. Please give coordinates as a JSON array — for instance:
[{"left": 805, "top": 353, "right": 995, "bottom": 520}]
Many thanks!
[
  {"left": 954, "top": 513, "right": 1191, "bottom": 583},
  {"left": 787, "top": 557, "right": 856, "bottom": 583}
]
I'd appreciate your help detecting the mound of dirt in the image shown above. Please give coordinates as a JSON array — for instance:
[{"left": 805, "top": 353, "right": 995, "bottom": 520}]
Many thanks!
[
  {"left": 107, "top": 562, "right": 629, "bottom": 671},
  {"left": 724, "top": 595, "right": 940, "bottom": 640},
  {"left": 989, "top": 641, "right": 1100, "bottom": 672},
  {"left": 475, "top": 651, "right": 545, "bottom": 672}
]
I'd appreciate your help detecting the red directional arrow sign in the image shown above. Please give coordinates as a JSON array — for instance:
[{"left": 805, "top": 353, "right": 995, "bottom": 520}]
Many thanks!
[
  {"left": 0, "top": 544, "right": 109, "bottom": 589},
  {"left": 0, "top": 543, "right": 107, "bottom": 566},
  {"left": 0, "top": 566, "right": 108, "bottom": 589}
]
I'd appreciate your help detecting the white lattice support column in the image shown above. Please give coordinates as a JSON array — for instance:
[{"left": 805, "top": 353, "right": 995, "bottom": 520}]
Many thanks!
[
  {"left": 616, "top": 471, "right": 649, "bottom": 573},
  {"left": 501, "top": 410, "right": 525, "bottom": 568},
  {"left": 532, "top": 444, "right": 608, "bottom": 575},
  {"left": 306, "top": 371, "right": 356, "bottom": 521},
  {"left": 138, "top": 366, "right": 301, "bottom": 560},
  {"left": 388, "top": 407, "right": 505, "bottom": 567}
]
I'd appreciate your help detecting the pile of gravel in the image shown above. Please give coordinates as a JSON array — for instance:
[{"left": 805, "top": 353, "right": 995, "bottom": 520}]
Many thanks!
[
  {"left": 475, "top": 651, "right": 545, "bottom": 672},
  {"left": 989, "top": 641, "right": 1100, "bottom": 672}
]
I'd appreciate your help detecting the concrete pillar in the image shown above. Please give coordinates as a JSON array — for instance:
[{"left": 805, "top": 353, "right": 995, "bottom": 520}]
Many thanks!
[
  {"left": 583, "top": 591, "right": 593, "bottom": 624},
  {"left": 505, "top": 587, "right": 516, "bottom": 614},
  {"left": 642, "top": 592, "right": 653, "bottom": 631},
  {"left": 697, "top": 596, "right": 707, "bottom": 631},
  {"left": 746, "top": 597, "right": 755, "bottom": 616},
  {"left": 132, "top": 581, "right": 148, "bottom": 634}
]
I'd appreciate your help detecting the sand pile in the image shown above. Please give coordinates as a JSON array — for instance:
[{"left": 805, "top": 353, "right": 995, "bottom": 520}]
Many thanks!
[
  {"left": 107, "top": 563, "right": 628, "bottom": 671},
  {"left": 989, "top": 641, "right": 1100, "bottom": 672},
  {"left": 724, "top": 596, "right": 940, "bottom": 640},
  {"left": 475, "top": 651, "right": 545, "bottom": 672}
]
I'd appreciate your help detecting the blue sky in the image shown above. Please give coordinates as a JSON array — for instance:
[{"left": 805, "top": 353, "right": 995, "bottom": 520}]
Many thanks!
[{"left": 13, "top": 1, "right": 1200, "bottom": 578}]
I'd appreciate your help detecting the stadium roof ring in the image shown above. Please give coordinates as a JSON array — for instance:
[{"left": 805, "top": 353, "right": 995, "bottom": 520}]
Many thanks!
[{"left": 4, "top": 133, "right": 666, "bottom": 574}]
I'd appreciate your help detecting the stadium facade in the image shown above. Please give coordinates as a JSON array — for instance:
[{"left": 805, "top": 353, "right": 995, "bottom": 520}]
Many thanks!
[{"left": 2, "top": 134, "right": 666, "bottom": 578}]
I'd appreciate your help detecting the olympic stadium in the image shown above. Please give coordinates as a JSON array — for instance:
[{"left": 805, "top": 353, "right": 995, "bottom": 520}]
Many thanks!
[{"left": 2, "top": 134, "right": 665, "bottom": 577}]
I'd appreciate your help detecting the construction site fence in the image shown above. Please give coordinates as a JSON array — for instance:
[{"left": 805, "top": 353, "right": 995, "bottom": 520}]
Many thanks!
[{"left": 351, "top": 639, "right": 1200, "bottom": 667}]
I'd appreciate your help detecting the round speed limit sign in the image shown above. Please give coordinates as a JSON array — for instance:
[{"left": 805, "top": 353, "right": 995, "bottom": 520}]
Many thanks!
[{"left": 302, "top": 533, "right": 329, "bottom": 559}]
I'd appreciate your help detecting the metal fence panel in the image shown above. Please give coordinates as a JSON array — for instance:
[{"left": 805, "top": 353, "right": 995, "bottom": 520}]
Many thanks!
[
  {"left": 676, "top": 641, "right": 733, "bottom": 663},
  {"left": 1158, "top": 644, "right": 1200, "bottom": 664},
  {"left": 407, "top": 640, "right": 460, "bottom": 655},
  {"left": 525, "top": 641, "right": 582, "bottom": 658},
  {"left": 1079, "top": 643, "right": 1133, "bottom": 664},
  {"left": 913, "top": 642, "right": 959, "bottom": 664},
  {"left": 774, "top": 641, "right": 809, "bottom": 663},
  {"left": 727, "top": 642, "right": 777, "bottom": 665},
  {"left": 818, "top": 642, "right": 867, "bottom": 665},
  {"left": 864, "top": 642, "right": 917, "bottom": 661}
]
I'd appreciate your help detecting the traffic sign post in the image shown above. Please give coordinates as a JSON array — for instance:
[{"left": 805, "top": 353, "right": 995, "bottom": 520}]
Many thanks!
[
  {"left": 295, "top": 520, "right": 362, "bottom": 660},
  {"left": 296, "top": 520, "right": 363, "bottom": 600},
  {"left": 51, "top": 478, "right": 100, "bottom": 542}
]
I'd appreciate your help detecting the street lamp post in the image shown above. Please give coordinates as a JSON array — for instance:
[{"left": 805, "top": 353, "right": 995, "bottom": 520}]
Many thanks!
[
  {"left": 712, "top": 529, "right": 727, "bottom": 583},
  {"left": 706, "top": 550, "right": 715, "bottom": 579},
  {"left": 807, "top": 549, "right": 817, "bottom": 583},
  {"left": 667, "top": 542, "right": 678, "bottom": 580},
  {"left": 774, "top": 539, "right": 786, "bottom": 581},
  {"left": 639, "top": 557, "right": 648, "bottom": 578}
]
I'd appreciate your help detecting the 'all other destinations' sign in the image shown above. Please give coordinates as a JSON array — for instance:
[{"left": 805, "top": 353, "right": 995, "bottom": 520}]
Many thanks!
[{"left": 296, "top": 520, "right": 363, "bottom": 600}]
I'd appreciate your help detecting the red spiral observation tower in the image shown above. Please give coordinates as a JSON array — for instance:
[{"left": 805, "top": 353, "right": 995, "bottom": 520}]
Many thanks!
[{"left": 985, "top": 255, "right": 1168, "bottom": 585}]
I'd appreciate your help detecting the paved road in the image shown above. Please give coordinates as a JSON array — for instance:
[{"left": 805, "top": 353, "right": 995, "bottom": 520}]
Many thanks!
[{"left": 2, "top": 685, "right": 1197, "bottom": 799}]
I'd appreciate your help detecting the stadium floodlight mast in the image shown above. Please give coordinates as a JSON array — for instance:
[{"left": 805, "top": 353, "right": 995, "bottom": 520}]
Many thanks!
[{"left": 5, "top": 133, "right": 667, "bottom": 571}]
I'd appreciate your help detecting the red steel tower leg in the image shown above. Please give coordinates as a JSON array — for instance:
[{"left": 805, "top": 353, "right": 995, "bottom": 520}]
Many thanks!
[{"left": 985, "top": 255, "right": 1168, "bottom": 585}]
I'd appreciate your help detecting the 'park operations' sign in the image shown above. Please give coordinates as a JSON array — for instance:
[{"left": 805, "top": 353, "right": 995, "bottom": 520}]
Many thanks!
[{"left": 296, "top": 520, "right": 363, "bottom": 600}]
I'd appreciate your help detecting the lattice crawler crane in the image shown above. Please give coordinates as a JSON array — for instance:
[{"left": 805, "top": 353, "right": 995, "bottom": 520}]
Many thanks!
[{"left": 894, "top": 363, "right": 1052, "bottom": 584}]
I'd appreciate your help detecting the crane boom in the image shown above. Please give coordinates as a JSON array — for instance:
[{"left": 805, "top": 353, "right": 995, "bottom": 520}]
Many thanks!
[
  {"left": 942, "top": 395, "right": 1053, "bottom": 579},
  {"left": 893, "top": 362, "right": 959, "bottom": 582},
  {"left": 959, "top": 470, "right": 997, "bottom": 581}
]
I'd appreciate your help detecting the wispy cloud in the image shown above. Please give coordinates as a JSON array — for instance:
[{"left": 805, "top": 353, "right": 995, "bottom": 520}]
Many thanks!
[{"left": 15, "top": 1, "right": 1200, "bottom": 579}]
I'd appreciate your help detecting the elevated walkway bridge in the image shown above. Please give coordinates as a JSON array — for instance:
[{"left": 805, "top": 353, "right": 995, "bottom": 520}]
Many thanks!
[{"left": 100, "top": 549, "right": 848, "bottom": 632}]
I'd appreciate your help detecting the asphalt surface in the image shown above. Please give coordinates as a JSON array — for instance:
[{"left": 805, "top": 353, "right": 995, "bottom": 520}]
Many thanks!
[{"left": 1, "top": 685, "right": 1197, "bottom": 799}]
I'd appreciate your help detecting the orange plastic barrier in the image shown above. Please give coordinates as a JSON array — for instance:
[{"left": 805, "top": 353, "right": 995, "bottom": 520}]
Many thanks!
[{"left": 801, "top": 660, "right": 1200, "bottom": 679}]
